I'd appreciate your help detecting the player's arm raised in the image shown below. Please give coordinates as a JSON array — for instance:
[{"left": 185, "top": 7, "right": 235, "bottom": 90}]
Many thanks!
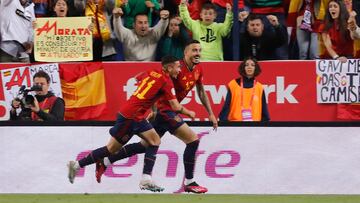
[
  {"left": 168, "top": 99, "right": 195, "bottom": 119},
  {"left": 196, "top": 83, "right": 218, "bottom": 130}
]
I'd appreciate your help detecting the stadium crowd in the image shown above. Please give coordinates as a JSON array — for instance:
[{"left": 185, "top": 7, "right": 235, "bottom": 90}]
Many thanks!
[{"left": 1, "top": 0, "right": 360, "bottom": 63}]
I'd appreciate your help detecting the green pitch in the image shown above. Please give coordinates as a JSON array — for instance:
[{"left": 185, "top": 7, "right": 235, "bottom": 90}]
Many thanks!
[{"left": 1, "top": 194, "right": 360, "bottom": 203}]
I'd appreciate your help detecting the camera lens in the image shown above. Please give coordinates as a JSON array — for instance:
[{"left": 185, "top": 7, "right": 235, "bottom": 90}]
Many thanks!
[{"left": 25, "top": 95, "right": 35, "bottom": 106}]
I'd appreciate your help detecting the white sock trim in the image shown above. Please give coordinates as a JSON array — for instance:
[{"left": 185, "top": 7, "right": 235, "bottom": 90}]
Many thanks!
[
  {"left": 142, "top": 174, "right": 152, "bottom": 181},
  {"left": 103, "top": 157, "right": 111, "bottom": 166},
  {"left": 74, "top": 161, "right": 80, "bottom": 170},
  {"left": 185, "top": 178, "right": 194, "bottom": 185}
]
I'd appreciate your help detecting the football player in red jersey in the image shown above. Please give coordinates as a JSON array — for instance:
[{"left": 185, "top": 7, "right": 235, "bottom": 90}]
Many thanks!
[
  {"left": 67, "top": 56, "right": 195, "bottom": 191},
  {"left": 96, "top": 40, "right": 218, "bottom": 193}
]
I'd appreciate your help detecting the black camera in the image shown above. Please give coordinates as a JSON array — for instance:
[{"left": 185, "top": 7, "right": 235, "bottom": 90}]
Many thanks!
[{"left": 17, "top": 85, "right": 43, "bottom": 107}]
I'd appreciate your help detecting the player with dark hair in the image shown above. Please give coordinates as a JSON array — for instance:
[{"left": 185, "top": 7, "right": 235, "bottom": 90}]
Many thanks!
[
  {"left": 67, "top": 56, "right": 196, "bottom": 191},
  {"left": 96, "top": 40, "right": 218, "bottom": 193}
]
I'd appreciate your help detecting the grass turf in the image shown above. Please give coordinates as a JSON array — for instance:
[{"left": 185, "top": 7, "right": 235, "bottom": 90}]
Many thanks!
[{"left": 1, "top": 194, "right": 360, "bottom": 203}]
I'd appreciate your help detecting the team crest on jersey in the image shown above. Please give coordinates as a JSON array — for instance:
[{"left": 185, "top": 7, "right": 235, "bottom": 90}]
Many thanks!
[{"left": 182, "top": 76, "right": 187, "bottom": 80}]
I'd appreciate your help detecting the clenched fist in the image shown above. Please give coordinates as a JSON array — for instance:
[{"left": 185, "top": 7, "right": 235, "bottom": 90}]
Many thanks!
[
  {"left": 266, "top": 15, "right": 279, "bottom": 27},
  {"left": 160, "top": 10, "right": 170, "bottom": 20},
  {"left": 112, "top": 7, "right": 123, "bottom": 18}
]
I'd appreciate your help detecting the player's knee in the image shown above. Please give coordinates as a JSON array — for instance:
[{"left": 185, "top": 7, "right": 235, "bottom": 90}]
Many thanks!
[
  {"left": 154, "top": 138, "right": 161, "bottom": 146},
  {"left": 147, "top": 137, "right": 161, "bottom": 146},
  {"left": 106, "top": 142, "right": 122, "bottom": 154},
  {"left": 106, "top": 145, "right": 118, "bottom": 154},
  {"left": 140, "top": 139, "right": 150, "bottom": 147},
  {"left": 183, "top": 134, "right": 198, "bottom": 144},
  {"left": 190, "top": 134, "right": 199, "bottom": 142}
]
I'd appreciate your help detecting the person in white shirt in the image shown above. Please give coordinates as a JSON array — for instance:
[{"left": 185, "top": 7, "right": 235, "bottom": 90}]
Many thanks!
[
  {"left": 0, "top": 0, "right": 35, "bottom": 62},
  {"left": 112, "top": 7, "right": 169, "bottom": 61}
]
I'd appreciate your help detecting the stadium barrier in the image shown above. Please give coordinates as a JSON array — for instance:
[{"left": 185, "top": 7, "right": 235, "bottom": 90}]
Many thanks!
[
  {"left": 1, "top": 121, "right": 360, "bottom": 194},
  {"left": 2, "top": 60, "right": 358, "bottom": 121}
]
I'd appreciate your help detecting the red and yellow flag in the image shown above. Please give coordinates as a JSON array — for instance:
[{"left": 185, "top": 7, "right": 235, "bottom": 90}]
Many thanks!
[{"left": 60, "top": 62, "right": 107, "bottom": 120}]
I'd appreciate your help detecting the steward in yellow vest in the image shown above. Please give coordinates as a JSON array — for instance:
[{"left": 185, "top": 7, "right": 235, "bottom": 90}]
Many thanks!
[{"left": 219, "top": 57, "right": 270, "bottom": 121}]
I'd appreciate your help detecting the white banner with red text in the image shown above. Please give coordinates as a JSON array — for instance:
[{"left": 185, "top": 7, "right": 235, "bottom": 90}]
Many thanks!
[
  {"left": 1, "top": 126, "right": 360, "bottom": 194},
  {"left": 0, "top": 63, "right": 62, "bottom": 115}
]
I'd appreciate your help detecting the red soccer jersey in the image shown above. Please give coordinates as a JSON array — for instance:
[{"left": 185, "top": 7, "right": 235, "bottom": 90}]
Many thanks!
[
  {"left": 120, "top": 69, "right": 176, "bottom": 120},
  {"left": 156, "top": 60, "right": 204, "bottom": 111},
  {"left": 319, "top": 21, "right": 354, "bottom": 58}
]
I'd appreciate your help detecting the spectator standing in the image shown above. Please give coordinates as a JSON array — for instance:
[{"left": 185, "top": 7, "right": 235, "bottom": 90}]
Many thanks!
[
  {"left": 33, "top": 0, "right": 79, "bottom": 17},
  {"left": 112, "top": 7, "right": 169, "bottom": 61},
  {"left": 248, "top": 0, "right": 289, "bottom": 59},
  {"left": 53, "top": 0, "right": 69, "bottom": 17},
  {"left": 179, "top": 1, "right": 233, "bottom": 61},
  {"left": 0, "top": 0, "right": 35, "bottom": 63},
  {"left": 287, "top": 0, "right": 324, "bottom": 59},
  {"left": 219, "top": 57, "right": 270, "bottom": 121},
  {"left": 157, "top": 16, "right": 190, "bottom": 60},
  {"left": 320, "top": 0, "right": 360, "bottom": 62},
  {"left": 239, "top": 14, "right": 287, "bottom": 60},
  {"left": 74, "top": 0, "right": 117, "bottom": 61}
]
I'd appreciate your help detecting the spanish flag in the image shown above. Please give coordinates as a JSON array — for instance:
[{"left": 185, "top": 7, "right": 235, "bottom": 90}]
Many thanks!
[{"left": 60, "top": 62, "right": 107, "bottom": 120}]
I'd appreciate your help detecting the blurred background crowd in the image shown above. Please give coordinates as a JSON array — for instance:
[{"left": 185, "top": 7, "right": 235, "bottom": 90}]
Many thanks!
[{"left": 1, "top": 0, "right": 360, "bottom": 63}]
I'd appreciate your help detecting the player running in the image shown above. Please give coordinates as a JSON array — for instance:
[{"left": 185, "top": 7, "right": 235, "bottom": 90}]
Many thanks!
[
  {"left": 96, "top": 40, "right": 218, "bottom": 193},
  {"left": 67, "top": 56, "right": 195, "bottom": 191}
]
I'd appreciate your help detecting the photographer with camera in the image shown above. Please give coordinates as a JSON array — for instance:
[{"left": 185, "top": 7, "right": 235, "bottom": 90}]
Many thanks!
[{"left": 10, "top": 71, "right": 65, "bottom": 121}]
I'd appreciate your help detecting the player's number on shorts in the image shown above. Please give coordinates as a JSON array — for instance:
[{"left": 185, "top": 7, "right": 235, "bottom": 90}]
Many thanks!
[{"left": 133, "top": 77, "right": 155, "bottom": 99}]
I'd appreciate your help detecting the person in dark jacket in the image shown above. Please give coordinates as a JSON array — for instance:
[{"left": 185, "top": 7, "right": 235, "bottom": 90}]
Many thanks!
[
  {"left": 10, "top": 71, "right": 65, "bottom": 121},
  {"left": 239, "top": 14, "right": 287, "bottom": 60}
]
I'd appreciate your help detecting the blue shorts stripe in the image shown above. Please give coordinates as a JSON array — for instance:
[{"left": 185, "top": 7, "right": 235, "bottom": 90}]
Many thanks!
[
  {"left": 152, "top": 110, "right": 185, "bottom": 136},
  {"left": 109, "top": 114, "right": 153, "bottom": 144}
]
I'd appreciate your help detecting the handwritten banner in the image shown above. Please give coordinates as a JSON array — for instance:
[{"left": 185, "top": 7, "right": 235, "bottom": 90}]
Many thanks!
[
  {"left": 34, "top": 17, "right": 93, "bottom": 62},
  {"left": 316, "top": 59, "right": 360, "bottom": 103}
]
